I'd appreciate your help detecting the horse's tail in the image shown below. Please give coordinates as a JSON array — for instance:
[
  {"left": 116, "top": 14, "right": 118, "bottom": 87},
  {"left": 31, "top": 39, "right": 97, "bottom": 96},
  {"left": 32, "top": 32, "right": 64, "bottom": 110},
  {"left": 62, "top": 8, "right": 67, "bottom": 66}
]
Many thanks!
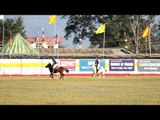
[{"left": 65, "top": 68, "right": 69, "bottom": 73}]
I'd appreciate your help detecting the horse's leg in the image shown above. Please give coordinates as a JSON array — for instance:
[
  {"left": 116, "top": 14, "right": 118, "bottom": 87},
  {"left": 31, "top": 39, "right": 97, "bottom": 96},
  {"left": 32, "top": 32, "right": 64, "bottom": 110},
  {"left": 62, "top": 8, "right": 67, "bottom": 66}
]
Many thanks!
[
  {"left": 98, "top": 73, "right": 100, "bottom": 78},
  {"left": 62, "top": 73, "right": 64, "bottom": 79},
  {"left": 102, "top": 69, "right": 105, "bottom": 79},
  {"left": 60, "top": 74, "right": 64, "bottom": 79},
  {"left": 60, "top": 72, "right": 64, "bottom": 79},
  {"left": 60, "top": 74, "right": 63, "bottom": 79},
  {"left": 53, "top": 74, "right": 56, "bottom": 80},
  {"left": 103, "top": 73, "right": 105, "bottom": 79},
  {"left": 51, "top": 73, "right": 55, "bottom": 80},
  {"left": 92, "top": 70, "right": 95, "bottom": 77},
  {"left": 92, "top": 73, "right": 96, "bottom": 78},
  {"left": 99, "top": 73, "right": 101, "bottom": 79},
  {"left": 59, "top": 71, "right": 62, "bottom": 79},
  {"left": 92, "top": 72, "right": 94, "bottom": 77},
  {"left": 102, "top": 70, "right": 105, "bottom": 79},
  {"left": 60, "top": 69, "right": 65, "bottom": 79},
  {"left": 50, "top": 73, "right": 53, "bottom": 78},
  {"left": 60, "top": 73, "right": 62, "bottom": 79}
]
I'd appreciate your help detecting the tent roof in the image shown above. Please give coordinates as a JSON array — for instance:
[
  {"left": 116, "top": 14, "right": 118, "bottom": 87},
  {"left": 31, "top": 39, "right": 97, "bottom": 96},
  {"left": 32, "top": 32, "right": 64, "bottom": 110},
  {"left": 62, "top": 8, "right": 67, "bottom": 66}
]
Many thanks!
[{"left": 1, "top": 33, "right": 37, "bottom": 54}]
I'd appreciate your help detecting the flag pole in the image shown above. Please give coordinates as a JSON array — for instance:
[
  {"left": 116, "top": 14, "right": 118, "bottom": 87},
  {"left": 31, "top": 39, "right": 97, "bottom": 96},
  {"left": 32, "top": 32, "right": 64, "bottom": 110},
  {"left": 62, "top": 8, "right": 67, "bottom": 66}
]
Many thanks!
[
  {"left": 55, "top": 17, "right": 57, "bottom": 58},
  {"left": 9, "top": 31, "right": 12, "bottom": 78},
  {"left": 103, "top": 27, "right": 105, "bottom": 58},
  {"left": 2, "top": 16, "right": 4, "bottom": 59},
  {"left": 37, "top": 32, "right": 40, "bottom": 77},
  {"left": 37, "top": 32, "right": 39, "bottom": 60},
  {"left": 96, "top": 23, "right": 106, "bottom": 58},
  {"left": 145, "top": 38, "right": 147, "bottom": 55},
  {"left": 0, "top": 15, "right": 4, "bottom": 77},
  {"left": 57, "top": 31, "right": 59, "bottom": 59},
  {"left": 149, "top": 25, "right": 151, "bottom": 56},
  {"left": 142, "top": 25, "right": 151, "bottom": 56},
  {"left": 10, "top": 50, "right": 11, "bottom": 77},
  {"left": 49, "top": 15, "right": 57, "bottom": 58},
  {"left": 149, "top": 34, "right": 151, "bottom": 56}
]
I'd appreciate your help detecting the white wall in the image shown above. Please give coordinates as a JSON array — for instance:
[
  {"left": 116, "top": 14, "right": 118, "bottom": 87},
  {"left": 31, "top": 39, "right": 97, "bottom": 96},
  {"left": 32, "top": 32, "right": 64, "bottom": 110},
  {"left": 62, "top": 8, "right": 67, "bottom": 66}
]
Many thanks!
[{"left": 0, "top": 59, "right": 160, "bottom": 76}]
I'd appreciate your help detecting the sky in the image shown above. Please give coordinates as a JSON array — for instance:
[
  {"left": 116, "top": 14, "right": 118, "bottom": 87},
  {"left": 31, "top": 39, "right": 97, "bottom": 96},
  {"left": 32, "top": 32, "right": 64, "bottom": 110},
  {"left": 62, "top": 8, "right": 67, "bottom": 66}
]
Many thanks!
[{"left": 5, "top": 15, "right": 90, "bottom": 48}]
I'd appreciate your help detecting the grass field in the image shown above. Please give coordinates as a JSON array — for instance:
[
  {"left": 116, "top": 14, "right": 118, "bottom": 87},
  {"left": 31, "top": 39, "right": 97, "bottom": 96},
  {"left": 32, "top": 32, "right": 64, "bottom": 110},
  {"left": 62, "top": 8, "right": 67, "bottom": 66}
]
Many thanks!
[{"left": 0, "top": 76, "right": 160, "bottom": 105}]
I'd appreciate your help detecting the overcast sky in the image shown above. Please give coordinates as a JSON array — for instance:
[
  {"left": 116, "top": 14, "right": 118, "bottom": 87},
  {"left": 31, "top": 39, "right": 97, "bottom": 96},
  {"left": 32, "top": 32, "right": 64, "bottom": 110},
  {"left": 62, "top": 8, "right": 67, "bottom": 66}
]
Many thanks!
[{"left": 5, "top": 15, "right": 90, "bottom": 48}]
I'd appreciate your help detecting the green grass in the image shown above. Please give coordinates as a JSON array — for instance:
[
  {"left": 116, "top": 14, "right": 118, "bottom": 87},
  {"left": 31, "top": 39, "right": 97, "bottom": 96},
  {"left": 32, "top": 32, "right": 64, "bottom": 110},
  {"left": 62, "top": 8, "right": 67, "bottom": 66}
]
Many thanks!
[{"left": 0, "top": 76, "right": 160, "bottom": 105}]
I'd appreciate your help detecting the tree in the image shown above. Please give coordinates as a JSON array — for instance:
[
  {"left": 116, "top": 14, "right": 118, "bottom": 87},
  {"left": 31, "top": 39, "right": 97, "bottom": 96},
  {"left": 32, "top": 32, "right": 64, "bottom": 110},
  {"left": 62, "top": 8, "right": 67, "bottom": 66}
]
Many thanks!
[
  {"left": 0, "top": 16, "right": 26, "bottom": 44},
  {"left": 128, "top": 15, "right": 155, "bottom": 54},
  {"left": 61, "top": 15, "right": 133, "bottom": 48},
  {"left": 73, "top": 36, "right": 80, "bottom": 48},
  {"left": 14, "top": 16, "right": 26, "bottom": 38},
  {"left": 62, "top": 15, "right": 156, "bottom": 54}
]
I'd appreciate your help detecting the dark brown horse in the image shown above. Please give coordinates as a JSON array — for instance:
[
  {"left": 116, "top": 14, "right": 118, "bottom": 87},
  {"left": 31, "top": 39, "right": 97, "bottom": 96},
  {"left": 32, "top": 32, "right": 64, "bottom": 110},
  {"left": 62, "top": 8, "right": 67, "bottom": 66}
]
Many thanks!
[{"left": 45, "top": 63, "right": 69, "bottom": 79}]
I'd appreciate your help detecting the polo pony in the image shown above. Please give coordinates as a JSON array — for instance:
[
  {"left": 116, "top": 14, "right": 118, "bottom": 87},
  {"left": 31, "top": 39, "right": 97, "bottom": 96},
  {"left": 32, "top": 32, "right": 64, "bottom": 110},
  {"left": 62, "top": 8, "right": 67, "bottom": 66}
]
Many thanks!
[{"left": 45, "top": 63, "right": 69, "bottom": 80}]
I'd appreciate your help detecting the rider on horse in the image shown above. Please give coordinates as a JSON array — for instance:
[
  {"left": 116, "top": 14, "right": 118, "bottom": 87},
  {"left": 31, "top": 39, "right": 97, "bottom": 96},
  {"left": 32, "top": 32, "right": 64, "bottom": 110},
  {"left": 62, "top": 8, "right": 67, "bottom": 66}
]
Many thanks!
[
  {"left": 95, "top": 57, "right": 100, "bottom": 73},
  {"left": 51, "top": 57, "right": 58, "bottom": 73}
]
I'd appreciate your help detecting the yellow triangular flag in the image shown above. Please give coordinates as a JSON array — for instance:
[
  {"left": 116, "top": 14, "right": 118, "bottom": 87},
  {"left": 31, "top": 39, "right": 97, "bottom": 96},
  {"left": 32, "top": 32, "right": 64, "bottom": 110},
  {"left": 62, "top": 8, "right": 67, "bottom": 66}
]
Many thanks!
[
  {"left": 96, "top": 24, "right": 106, "bottom": 34},
  {"left": 49, "top": 15, "right": 56, "bottom": 24},
  {"left": 142, "top": 26, "right": 150, "bottom": 38}
]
